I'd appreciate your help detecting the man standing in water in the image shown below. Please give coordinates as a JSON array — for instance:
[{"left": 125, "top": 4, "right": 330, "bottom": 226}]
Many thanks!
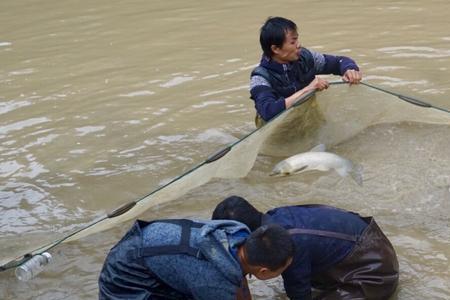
[
  {"left": 213, "top": 196, "right": 399, "bottom": 300},
  {"left": 250, "top": 17, "right": 362, "bottom": 126},
  {"left": 99, "top": 218, "right": 294, "bottom": 299}
]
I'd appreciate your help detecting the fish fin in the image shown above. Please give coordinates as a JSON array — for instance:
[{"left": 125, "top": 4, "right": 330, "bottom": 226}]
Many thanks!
[
  {"left": 349, "top": 163, "right": 364, "bottom": 186},
  {"left": 292, "top": 165, "right": 308, "bottom": 174},
  {"left": 309, "top": 144, "right": 326, "bottom": 152},
  {"left": 269, "top": 170, "right": 280, "bottom": 176}
]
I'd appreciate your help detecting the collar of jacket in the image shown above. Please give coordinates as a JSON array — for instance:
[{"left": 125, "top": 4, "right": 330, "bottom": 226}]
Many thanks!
[
  {"left": 260, "top": 52, "right": 300, "bottom": 74},
  {"left": 197, "top": 220, "right": 250, "bottom": 285}
]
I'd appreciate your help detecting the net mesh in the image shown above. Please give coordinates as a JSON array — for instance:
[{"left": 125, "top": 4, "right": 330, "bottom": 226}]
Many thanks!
[{"left": 1, "top": 83, "right": 449, "bottom": 271}]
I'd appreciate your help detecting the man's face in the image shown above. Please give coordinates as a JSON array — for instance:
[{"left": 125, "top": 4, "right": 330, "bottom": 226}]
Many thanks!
[{"left": 271, "top": 30, "right": 300, "bottom": 63}]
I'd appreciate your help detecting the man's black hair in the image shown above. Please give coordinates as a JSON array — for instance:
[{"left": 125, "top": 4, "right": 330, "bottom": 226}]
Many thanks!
[
  {"left": 245, "top": 224, "right": 294, "bottom": 270},
  {"left": 260, "top": 16, "right": 297, "bottom": 58},
  {"left": 212, "top": 196, "right": 263, "bottom": 231}
]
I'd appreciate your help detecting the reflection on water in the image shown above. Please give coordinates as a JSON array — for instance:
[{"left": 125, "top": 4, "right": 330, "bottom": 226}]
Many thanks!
[{"left": 1, "top": 0, "right": 450, "bottom": 299}]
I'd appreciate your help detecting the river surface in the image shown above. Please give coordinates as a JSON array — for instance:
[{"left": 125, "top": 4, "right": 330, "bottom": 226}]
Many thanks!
[{"left": 1, "top": 0, "right": 449, "bottom": 299}]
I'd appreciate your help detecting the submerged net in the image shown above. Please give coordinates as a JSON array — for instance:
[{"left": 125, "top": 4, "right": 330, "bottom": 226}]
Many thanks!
[{"left": 1, "top": 82, "right": 449, "bottom": 271}]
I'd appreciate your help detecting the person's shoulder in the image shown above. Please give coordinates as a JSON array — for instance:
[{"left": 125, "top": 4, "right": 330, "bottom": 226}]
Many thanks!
[
  {"left": 251, "top": 65, "right": 270, "bottom": 78},
  {"left": 297, "top": 48, "right": 317, "bottom": 68},
  {"left": 200, "top": 219, "right": 250, "bottom": 243},
  {"left": 250, "top": 66, "right": 272, "bottom": 90},
  {"left": 142, "top": 219, "right": 209, "bottom": 243},
  {"left": 299, "top": 47, "right": 314, "bottom": 59},
  {"left": 270, "top": 205, "right": 299, "bottom": 213},
  {"left": 265, "top": 206, "right": 298, "bottom": 226}
]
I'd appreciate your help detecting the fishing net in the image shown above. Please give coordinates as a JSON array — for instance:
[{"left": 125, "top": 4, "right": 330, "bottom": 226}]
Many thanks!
[{"left": 1, "top": 82, "right": 449, "bottom": 271}]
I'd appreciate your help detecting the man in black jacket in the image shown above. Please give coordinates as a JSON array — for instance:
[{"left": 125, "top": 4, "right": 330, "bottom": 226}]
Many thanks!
[
  {"left": 250, "top": 17, "right": 362, "bottom": 125},
  {"left": 212, "top": 196, "right": 399, "bottom": 300}
]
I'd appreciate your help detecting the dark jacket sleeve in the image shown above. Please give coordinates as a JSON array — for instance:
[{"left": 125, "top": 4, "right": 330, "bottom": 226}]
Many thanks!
[
  {"left": 282, "top": 247, "right": 313, "bottom": 300},
  {"left": 250, "top": 84, "right": 286, "bottom": 121},
  {"left": 320, "top": 54, "right": 359, "bottom": 76}
]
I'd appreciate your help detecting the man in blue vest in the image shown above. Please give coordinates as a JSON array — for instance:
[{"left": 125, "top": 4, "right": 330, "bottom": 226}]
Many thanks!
[
  {"left": 98, "top": 218, "right": 294, "bottom": 299},
  {"left": 212, "top": 196, "right": 399, "bottom": 300},
  {"left": 251, "top": 17, "right": 362, "bottom": 126}
]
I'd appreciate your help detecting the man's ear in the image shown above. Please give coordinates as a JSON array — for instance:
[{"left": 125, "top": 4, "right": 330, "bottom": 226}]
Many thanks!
[
  {"left": 255, "top": 266, "right": 271, "bottom": 279},
  {"left": 271, "top": 45, "right": 281, "bottom": 55}
]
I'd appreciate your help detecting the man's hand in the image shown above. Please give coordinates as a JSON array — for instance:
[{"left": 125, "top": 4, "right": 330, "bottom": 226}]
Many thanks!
[
  {"left": 285, "top": 76, "right": 329, "bottom": 109},
  {"left": 343, "top": 69, "right": 362, "bottom": 84},
  {"left": 308, "top": 76, "right": 330, "bottom": 91}
]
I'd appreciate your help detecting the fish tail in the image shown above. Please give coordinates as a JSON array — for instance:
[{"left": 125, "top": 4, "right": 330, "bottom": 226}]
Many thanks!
[{"left": 349, "top": 163, "right": 364, "bottom": 186}]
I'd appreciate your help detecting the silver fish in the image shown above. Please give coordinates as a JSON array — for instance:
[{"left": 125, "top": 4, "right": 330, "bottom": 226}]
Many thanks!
[{"left": 270, "top": 144, "right": 363, "bottom": 186}]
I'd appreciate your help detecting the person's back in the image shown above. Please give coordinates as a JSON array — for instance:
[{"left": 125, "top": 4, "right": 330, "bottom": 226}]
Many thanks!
[
  {"left": 263, "top": 205, "right": 369, "bottom": 298},
  {"left": 212, "top": 196, "right": 399, "bottom": 300},
  {"left": 141, "top": 219, "right": 248, "bottom": 299},
  {"left": 99, "top": 217, "right": 295, "bottom": 300},
  {"left": 264, "top": 205, "right": 367, "bottom": 272},
  {"left": 99, "top": 219, "right": 249, "bottom": 300}
]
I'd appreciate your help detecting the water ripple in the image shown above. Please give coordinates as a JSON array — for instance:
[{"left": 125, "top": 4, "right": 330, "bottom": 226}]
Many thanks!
[
  {"left": 159, "top": 76, "right": 194, "bottom": 88},
  {"left": 0, "top": 117, "right": 50, "bottom": 137},
  {"left": 0, "top": 100, "right": 32, "bottom": 115},
  {"left": 75, "top": 126, "right": 106, "bottom": 136},
  {"left": 119, "top": 90, "right": 155, "bottom": 97},
  {"left": 378, "top": 46, "right": 450, "bottom": 58}
]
